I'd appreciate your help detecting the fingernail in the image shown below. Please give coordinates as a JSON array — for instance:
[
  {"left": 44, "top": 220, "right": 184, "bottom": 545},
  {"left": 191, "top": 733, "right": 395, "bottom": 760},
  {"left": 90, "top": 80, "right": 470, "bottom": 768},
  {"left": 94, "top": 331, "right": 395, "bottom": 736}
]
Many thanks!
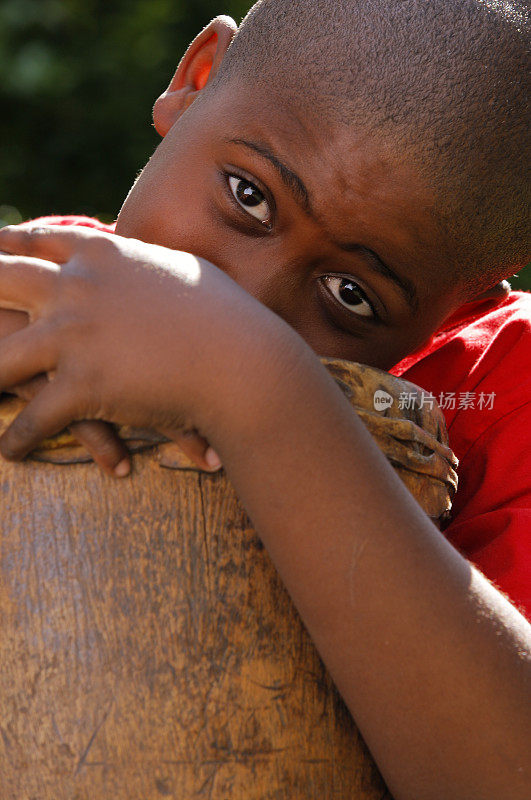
[
  {"left": 114, "top": 458, "right": 131, "bottom": 478},
  {"left": 205, "top": 447, "right": 222, "bottom": 470}
]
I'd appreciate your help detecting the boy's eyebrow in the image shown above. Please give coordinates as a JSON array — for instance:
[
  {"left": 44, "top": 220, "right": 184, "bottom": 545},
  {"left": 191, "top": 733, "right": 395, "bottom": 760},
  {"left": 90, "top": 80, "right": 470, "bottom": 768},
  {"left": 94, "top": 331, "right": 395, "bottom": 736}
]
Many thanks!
[
  {"left": 228, "top": 138, "right": 312, "bottom": 213},
  {"left": 228, "top": 137, "right": 419, "bottom": 312},
  {"left": 339, "top": 243, "right": 420, "bottom": 312}
]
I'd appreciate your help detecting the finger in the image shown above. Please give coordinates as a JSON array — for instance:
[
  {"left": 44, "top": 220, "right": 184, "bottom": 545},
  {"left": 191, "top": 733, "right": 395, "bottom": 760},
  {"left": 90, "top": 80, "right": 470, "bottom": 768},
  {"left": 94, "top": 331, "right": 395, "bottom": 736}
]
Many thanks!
[
  {"left": 11, "top": 373, "right": 49, "bottom": 401},
  {"left": 0, "top": 322, "right": 56, "bottom": 393},
  {"left": 0, "top": 253, "right": 59, "bottom": 313},
  {"left": 7, "top": 376, "right": 131, "bottom": 477},
  {"left": 0, "top": 379, "right": 77, "bottom": 461},
  {"left": 69, "top": 420, "right": 131, "bottom": 477},
  {"left": 0, "top": 223, "right": 109, "bottom": 263},
  {"left": 0, "top": 308, "right": 28, "bottom": 340},
  {"left": 204, "top": 447, "right": 222, "bottom": 471},
  {"left": 173, "top": 429, "right": 223, "bottom": 471}
]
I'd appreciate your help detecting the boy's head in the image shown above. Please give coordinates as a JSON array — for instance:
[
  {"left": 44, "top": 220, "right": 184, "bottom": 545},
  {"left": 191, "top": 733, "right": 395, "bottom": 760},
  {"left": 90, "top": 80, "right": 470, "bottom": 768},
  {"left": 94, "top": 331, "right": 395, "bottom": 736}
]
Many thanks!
[{"left": 115, "top": 0, "right": 529, "bottom": 370}]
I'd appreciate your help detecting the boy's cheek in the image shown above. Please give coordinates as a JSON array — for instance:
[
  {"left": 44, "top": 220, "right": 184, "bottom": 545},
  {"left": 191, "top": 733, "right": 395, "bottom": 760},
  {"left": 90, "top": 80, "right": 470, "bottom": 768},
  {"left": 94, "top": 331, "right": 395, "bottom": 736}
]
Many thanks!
[{"left": 0, "top": 308, "right": 28, "bottom": 340}]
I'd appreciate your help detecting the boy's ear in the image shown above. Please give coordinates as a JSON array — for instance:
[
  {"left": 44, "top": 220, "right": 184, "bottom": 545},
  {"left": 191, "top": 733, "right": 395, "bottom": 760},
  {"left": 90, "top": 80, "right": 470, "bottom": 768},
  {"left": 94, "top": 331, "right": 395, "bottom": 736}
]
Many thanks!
[{"left": 153, "top": 15, "right": 238, "bottom": 137}]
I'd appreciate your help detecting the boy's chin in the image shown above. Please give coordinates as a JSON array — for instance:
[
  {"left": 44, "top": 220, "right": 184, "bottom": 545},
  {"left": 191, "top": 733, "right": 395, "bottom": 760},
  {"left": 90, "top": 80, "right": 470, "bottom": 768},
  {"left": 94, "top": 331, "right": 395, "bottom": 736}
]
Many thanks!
[
  {"left": 113, "top": 212, "right": 143, "bottom": 241},
  {"left": 463, "top": 280, "right": 510, "bottom": 305},
  {"left": 113, "top": 189, "right": 147, "bottom": 239}
]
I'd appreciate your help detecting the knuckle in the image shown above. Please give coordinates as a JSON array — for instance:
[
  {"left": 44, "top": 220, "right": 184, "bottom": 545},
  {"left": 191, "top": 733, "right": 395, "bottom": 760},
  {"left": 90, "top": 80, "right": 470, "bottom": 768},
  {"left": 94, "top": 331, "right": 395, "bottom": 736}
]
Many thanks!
[
  {"left": 179, "top": 428, "right": 200, "bottom": 443},
  {"left": 74, "top": 229, "right": 107, "bottom": 257},
  {"left": 91, "top": 235, "right": 127, "bottom": 267},
  {"left": 67, "top": 379, "right": 103, "bottom": 419},
  {"left": 85, "top": 424, "right": 115, "bottom": 450},
  {"left": 73, "top": 423, "right": 123, "bottom": 465},
  {"left": 62, "top": 258, "right": 102, "bottom": 302},
  {"left": 18, "top": 225, "right": 51, "bottom": 255}
]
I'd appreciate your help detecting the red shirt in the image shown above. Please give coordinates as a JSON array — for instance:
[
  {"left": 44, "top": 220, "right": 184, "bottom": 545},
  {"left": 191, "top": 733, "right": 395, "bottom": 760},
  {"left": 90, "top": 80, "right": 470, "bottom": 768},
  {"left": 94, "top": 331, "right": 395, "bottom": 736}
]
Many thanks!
[
  {"left": 391, "top": 291, "right": 531, "bottom": 620},
  {"left": 31, "top": 215, "right": 531, "bottom": 619}
]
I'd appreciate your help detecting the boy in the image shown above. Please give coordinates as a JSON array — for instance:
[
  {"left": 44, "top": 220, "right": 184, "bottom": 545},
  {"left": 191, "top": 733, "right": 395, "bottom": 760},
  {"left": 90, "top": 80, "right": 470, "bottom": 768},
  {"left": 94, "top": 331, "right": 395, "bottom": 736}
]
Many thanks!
[{"left": 0, "top": 1, "right": 529, "bottom": 798}]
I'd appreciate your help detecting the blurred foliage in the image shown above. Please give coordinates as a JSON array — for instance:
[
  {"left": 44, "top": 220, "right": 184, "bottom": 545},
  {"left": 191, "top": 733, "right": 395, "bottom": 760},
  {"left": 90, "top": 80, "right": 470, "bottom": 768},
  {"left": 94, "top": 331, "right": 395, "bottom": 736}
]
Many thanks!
[
  {"left": 510, "top": 267, "right": 531, "bottom": 292},
  {"left": 0, "top": 0, "right": 528, "bottom": 290},
  {"left": 0, "top": 0, "right": 251, "bottom": 221}
]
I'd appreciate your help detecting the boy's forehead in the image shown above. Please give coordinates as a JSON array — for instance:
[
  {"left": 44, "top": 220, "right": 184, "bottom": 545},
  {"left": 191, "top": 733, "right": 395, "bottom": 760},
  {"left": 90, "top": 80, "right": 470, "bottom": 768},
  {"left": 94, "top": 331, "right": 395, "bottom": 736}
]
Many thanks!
[{"left": 196, "top": 80, "right": 452, "bottom": 289}]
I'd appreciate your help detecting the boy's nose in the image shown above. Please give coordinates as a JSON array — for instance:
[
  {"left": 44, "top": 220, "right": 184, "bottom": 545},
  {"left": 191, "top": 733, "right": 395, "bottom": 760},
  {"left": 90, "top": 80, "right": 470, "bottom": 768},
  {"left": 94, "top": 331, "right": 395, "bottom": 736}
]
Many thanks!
[{"left": 225, "top": 261, "right": 298, "bottom": 326}]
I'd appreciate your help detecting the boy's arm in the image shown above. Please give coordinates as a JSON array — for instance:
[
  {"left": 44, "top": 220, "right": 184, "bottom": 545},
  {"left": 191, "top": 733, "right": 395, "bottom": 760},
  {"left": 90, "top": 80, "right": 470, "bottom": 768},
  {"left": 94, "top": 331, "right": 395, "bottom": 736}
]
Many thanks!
[
  {"left": 201, "top": 337, "right": 530, "bottom": 800},
  {"left": 0, "top": 225, "right": 529, "bottom": 800}
]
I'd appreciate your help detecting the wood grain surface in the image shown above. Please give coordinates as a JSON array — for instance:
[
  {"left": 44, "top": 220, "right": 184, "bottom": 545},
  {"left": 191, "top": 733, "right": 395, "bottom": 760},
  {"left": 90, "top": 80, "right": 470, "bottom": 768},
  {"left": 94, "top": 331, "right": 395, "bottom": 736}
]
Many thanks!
[{"left": 0, "top": 360, "right": 455, "bottom": 799}]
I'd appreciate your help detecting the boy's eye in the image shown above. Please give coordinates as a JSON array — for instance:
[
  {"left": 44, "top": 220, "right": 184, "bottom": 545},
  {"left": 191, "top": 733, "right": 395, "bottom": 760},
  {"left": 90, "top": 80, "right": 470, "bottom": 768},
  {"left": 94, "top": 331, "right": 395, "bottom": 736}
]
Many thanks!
[
  {"left": 322, "top": 276, "right": 374, "bottom": 318},
  {"left": 228, "top": 175, "right": 271, "bottom": 224}
]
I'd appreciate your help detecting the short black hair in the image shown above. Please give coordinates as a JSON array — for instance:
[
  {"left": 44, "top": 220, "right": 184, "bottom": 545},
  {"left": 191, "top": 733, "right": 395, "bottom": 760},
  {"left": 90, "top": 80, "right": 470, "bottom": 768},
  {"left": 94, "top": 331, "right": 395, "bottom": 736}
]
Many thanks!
[{"left": 215, "top": 0, "right": 529, "bottom": 290}]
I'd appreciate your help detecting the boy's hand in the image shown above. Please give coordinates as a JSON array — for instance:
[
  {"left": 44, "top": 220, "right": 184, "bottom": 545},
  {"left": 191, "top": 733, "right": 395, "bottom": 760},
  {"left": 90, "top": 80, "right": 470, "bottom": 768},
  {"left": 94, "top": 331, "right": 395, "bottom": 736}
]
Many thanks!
[
  {"left": 0, "top": 306, "right": 133, "bottom": 475},
  {"left": 0, "top": 225, "right": 229, "bottom": 466},
  {"left": 0, "top": 280, "right": 221, "bottom": 475}
]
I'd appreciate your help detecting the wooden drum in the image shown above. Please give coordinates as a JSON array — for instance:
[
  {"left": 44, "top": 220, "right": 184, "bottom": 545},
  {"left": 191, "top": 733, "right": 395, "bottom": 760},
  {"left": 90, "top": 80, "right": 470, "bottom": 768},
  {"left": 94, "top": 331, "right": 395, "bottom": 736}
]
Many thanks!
[{"left": 0, "top": 359, "right": 457, "bottom": 800}]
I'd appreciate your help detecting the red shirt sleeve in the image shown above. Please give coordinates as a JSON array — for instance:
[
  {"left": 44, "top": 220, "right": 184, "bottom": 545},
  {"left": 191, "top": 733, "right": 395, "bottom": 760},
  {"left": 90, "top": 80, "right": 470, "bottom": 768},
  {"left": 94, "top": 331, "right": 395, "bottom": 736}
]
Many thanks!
[{"left": 28, "top": 214, "right": 116, "bottom": 233}]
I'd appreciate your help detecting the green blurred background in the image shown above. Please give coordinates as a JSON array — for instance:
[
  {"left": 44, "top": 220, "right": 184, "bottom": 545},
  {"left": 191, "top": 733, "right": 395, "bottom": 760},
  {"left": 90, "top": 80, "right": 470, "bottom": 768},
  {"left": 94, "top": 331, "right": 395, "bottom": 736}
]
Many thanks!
[{"left": 0, "top": 0, "right": 528, "bottom": 289}]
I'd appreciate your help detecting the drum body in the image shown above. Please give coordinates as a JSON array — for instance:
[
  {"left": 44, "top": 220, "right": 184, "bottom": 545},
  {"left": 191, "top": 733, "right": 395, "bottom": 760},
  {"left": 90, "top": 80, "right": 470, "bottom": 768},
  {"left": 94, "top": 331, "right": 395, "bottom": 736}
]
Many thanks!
[{"left": 0, "top": 360, "right": 457, "bottom": 800}]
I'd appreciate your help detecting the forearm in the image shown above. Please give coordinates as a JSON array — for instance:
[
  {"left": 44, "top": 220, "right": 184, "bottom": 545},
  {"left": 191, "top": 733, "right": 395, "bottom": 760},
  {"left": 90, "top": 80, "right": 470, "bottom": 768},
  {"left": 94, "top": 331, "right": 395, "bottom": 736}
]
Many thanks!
[{"left": 200, "top": 327, "right": 531, "bottom": 800}]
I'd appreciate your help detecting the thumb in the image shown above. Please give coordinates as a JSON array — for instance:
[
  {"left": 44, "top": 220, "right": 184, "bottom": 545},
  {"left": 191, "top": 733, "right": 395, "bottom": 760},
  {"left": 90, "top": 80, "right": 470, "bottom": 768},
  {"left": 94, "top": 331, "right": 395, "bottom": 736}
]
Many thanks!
[{"left": 172, "top": 429, "right": 223, "bottom": 472}]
